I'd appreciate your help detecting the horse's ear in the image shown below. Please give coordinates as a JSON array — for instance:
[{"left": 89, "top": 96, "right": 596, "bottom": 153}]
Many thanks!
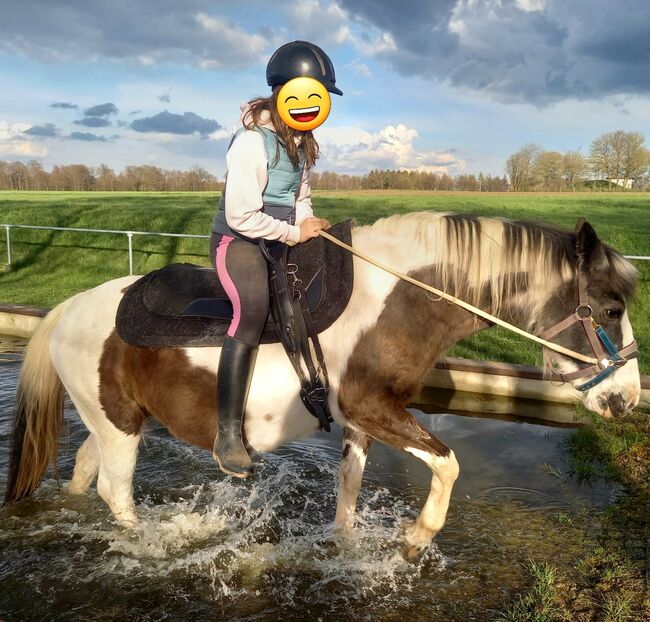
[{"left": 576, "top": 219, "right": 608, "bottom": 274}]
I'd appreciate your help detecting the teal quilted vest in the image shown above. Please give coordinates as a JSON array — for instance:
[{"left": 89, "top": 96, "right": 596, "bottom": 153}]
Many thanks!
[{"left": 212, "top": 126, "right": 304, "bottom": 240}]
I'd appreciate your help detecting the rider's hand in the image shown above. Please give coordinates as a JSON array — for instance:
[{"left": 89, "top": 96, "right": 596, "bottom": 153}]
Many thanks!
[{"left": 298, "top": 217, "right": 330, "bottom": 243}]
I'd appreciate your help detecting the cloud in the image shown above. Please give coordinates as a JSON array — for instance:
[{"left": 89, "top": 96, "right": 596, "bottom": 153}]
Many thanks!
[
  {"left": 23, "top": 123, "right": 59, "bottom": 137},
  {"left": 129, "top": 110, "right": 142, "bottom": 116},
  {"left": 339, "top": 0, "right": 650, "bottom": 104},
  {"left": 131, "top": 111, "right": 222, "bottom": 136},
  {"left": 67, "top": 132, "right": 110, "bottom": 142},
  {"left": 0, "top": 120, "right": 49, "bottom": 157},
  {"left": 84, "top": 102, "right": 118, "bottom": 117},
  {"left": 316, "top": 123, "right": 463, "bottom": 174},
  {"left": 50, "top": 101, "right": 78, "bottom": 109},
  {"left": 0, "top": 1, "right": 268, "bottom": 69},
  {"left": 345, "top": 60, "right": 372, "bottom": 78},
  {"left": 285, "top": 0, "right": 353, "bottom": 46},
  {"left": 158, "top": 92, "right": 171, "bottom": 103},
  {"left": 74, "top": 117, "right": 111, "bottom": 128},
  {"left": 0, "top": 141, "right": 48, "bottom": 157}
]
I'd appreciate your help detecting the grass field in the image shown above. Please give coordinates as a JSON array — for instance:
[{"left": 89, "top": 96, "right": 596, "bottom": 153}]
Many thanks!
[{"left": 0, "top": 190, "right": 648, "bottom": 373}]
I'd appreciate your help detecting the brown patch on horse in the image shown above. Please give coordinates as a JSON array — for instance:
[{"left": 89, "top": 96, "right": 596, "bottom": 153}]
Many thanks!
[
  {"left": 339, "top": 266, "right": 499, "bottom": 457},
  {"left": 98, "top": 331, "right": 218, "bottom": 450},
  {"left": 342, "top": 428, "right": 373, "bottom": 459}
]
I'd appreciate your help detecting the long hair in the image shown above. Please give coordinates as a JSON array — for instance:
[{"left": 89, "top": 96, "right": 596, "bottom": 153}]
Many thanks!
[{"left": 243, "top": 87, "right": 320, "bottom": 169}]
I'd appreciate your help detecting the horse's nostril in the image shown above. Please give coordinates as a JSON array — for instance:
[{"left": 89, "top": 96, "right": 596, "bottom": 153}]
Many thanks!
[
  {"left": 597, "top": 396, "right": 608, "bottom": 410},
  {"left": 606, "top": 393, "right": 626, "bottom": 417}
]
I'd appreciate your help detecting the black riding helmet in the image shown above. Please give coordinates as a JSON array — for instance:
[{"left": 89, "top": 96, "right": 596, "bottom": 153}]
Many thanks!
[{"left": 266, "top": 41, "right": 343, "bottom": 96}]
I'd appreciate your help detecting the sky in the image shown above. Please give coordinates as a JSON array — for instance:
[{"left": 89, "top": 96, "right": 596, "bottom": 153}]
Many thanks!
[{"left": 1, "top": 0, "right": 650, "bottom": 178}]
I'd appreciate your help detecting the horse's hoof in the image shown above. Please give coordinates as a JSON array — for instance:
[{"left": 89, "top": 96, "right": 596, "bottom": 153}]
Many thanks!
[
  {"left": 399, "top": 520, "right": 430, "bottom": 562},
  {"left": 401, "top": 542, "right": 426, "bottom": 563}
]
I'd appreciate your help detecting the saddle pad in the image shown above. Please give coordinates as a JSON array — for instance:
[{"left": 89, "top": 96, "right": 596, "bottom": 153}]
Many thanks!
[{"left": 116, "top": 219, "right": 354, "bottom": 347}]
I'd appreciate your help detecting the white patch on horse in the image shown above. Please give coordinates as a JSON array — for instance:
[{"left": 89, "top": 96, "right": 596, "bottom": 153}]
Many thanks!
[
  {"left": 403, "top": 447, "right": 460, "bottom": 550},
  {"left": 185, "top": 343, "right": 321, "bottom": 452},
  {"left": 51, "top": 275, "right": 142, "bottom": 524},
  {"left": 334, "top": 438, "right": 369, "bottom": 530}
]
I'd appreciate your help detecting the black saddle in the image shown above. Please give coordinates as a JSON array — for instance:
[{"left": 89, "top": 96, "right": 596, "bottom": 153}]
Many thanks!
[{"left": 116, "top": 220, "right": 354, "bottom": 348}]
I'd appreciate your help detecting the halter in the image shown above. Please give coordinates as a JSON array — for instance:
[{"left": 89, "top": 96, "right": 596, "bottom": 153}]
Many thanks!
[{"left": 540, "top": 271, "right": 638, "bottom": 391}]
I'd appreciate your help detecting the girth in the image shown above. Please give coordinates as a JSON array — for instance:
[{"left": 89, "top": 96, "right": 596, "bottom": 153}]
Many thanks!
[{"left": 259, "top": 240, "right": 334, "bottom": 432}]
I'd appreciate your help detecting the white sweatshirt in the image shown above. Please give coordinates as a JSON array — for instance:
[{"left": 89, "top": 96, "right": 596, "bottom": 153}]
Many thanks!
[{"left": 223, "top": 103, "right": 314, "bottom": 245}]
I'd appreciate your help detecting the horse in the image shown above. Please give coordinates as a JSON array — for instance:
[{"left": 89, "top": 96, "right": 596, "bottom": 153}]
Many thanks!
[{"left": 4, "top": 212, "right": 640, "bottom": 559}]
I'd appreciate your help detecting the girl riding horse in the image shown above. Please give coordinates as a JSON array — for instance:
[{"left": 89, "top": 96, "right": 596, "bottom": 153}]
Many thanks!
[{"left": 210, "top": 41, "right": 340, "bottom": 478}]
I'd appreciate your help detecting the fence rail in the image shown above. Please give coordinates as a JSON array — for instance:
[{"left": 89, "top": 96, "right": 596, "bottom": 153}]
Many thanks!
[
  {"left": 2, "top": 223, "right": 649, "bottom": 276},
  {"left": 2, "top": 223, "right": 211, "bottom": 275}
]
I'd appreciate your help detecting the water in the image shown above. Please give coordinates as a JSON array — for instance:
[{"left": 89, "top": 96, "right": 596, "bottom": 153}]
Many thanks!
[{"left": 0, "top": 337, "right": 619, "bottom": 621}]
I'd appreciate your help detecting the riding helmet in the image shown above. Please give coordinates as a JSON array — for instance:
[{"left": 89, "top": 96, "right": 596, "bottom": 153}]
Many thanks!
[{"left": 266, "top": 41, "right": 343, "bottom": 96}]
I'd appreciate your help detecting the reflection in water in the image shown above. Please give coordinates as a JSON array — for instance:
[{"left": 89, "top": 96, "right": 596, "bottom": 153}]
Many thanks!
[{"left": 0, "top": 338, "right": 616, "bottom": 621}]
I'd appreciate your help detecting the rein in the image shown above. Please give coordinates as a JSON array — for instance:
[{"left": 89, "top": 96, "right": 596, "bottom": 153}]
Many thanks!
[{"left": 319, "top": 230, "right": 638, "bottom": 392}]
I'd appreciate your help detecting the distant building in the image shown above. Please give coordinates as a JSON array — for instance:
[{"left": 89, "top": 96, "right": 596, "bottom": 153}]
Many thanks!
[{"left": 607, "top": 178, "right": 634, "bottom": 189}]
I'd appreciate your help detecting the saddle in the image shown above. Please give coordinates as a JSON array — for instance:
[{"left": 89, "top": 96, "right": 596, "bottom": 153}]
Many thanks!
[{"left": 115, "top": 219, "right": 354, "bottom": 349}]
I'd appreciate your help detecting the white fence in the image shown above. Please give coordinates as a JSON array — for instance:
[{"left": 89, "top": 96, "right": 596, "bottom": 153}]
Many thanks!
[
  {"left": 2, "top": 224, "right": 211, "bottom": 275},
  {"left": 2, "top": 223, "right": 650, "bottom": 276}
]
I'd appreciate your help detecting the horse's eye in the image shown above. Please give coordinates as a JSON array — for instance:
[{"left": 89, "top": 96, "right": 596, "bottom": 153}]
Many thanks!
[{"left": 606, "top": 308, "right": 623, "bottom": 320}]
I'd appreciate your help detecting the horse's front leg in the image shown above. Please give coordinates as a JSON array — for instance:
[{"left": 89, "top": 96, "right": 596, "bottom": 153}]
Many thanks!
[
  {"left": 402, "top": 445, "right": 459, "bottom": 560},
  {"left": 340, "top": 392, "right": 459, "bottom": 560},
  {"left": 334, "top": 427, "right": 373, "bottom": 530}
]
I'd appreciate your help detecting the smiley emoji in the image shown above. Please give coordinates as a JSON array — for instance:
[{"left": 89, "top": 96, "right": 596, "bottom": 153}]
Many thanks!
[{"left": 277, "top": 77, "right": 332, "bottom": 131}]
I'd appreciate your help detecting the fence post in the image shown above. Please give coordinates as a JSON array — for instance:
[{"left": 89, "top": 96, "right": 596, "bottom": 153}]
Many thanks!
[
  {"left": 5, "top": 225, "right": 11, "bottom": 267},
  {"left": 127, "top": 232, "right": 134, "bottom": 275}
]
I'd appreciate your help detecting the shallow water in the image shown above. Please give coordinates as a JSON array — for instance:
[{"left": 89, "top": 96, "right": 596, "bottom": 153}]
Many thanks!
[{"left": 0, "top": 337, "right": 618, "bottom": 621}]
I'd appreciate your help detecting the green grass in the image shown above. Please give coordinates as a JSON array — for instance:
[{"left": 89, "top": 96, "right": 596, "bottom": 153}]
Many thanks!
[
  {"left": 0, "top": 190, "right": 648, "bottom": 372},
  {"left": 498, "top": 408, "right": 650, "bottom": 621},
  {"left": 497, "top": 560, "right": 572, "bottom": 622}
]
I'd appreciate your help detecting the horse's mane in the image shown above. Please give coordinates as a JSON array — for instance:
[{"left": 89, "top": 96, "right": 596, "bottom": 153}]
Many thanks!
[{"left": 362, "top": 212, "right": 636, "bottom": 315}]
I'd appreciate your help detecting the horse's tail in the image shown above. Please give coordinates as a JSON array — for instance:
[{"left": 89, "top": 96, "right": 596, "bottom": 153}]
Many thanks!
[{"left": 4, "top": 298, "right": 74, "bottom": 505}]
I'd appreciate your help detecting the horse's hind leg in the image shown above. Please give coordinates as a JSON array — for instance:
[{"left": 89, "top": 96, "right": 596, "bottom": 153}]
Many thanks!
[
  {"left": 335, "top": 428, "right": 373, "bottom": 530},
  {"left": 95, "top": 429, "right": 140, "bottom": 526},
  {"left": 341, "top": 393, "right": 459, "bottom": 559},
  {"left": 68, "top": 434, "right": 100, "bottom": 495}
]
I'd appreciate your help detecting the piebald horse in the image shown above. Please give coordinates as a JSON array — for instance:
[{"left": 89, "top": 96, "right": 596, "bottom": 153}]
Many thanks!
[{"left": 5, "top": 213, "right": 640, "bottom": 558}]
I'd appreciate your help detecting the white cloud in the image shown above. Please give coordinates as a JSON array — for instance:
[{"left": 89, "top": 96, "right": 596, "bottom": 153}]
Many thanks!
[
  {"left": 516, "top": 0, "right": 546, "bottom": 13},
  {"left": 0, "top": 120, "right": 49, "bottom": 157},
  {"left": 346, "top": 60, "right": 372, "bottom": 78},
  {"left": 353, "top": 31, "right": 397, "bottom": 56},
  {"left": 0, "top": 120, "right": 32, "bottom": 139},
  {"left": 316, "top": 123, "right": 463, "bottom": 173},
  {"left": 208, "top": 128, "right": 232, "bottom": 141},
  {"left": 287, "top": 0, "right": 353, "bottom": 46},
  {"left": 194, "top": 13, "right": 267, "bottom": 67}
]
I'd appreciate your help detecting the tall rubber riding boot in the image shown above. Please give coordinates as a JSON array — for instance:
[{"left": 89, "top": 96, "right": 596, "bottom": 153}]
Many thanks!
[{"left": 213, "top": 337, "right": 258, "bottom": 478}]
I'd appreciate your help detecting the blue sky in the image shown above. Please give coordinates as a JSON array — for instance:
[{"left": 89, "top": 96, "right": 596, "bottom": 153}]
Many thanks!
[{"left": 1, "top": 0, "right": 649, "bottom": 178}]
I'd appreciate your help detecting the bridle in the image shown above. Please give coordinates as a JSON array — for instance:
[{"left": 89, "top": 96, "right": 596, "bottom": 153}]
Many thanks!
[{"left": 540, "top": 270, "right": 638, "bottom": 391}]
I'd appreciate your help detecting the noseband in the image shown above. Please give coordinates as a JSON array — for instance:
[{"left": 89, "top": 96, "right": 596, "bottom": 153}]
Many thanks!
[{"left": 540, "top": 271, "right": 638, "bottom": 391}]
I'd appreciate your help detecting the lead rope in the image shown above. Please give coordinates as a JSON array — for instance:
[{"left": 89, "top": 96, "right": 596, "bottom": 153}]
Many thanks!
[{"left": 318, "top": 229, "right": 599, "bottom": 366}]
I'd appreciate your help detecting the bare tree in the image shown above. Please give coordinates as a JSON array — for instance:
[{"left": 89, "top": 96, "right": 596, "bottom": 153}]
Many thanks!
[
  {"left": 505, "top": 144, "right": 542, "bottom": 191},
  {"left": 562, "top": 151, "right": 588, "bottom": 191},
  {"left": 95, "top": 164, "right": 117, "bottom": 191},
  {"left": 590, "top": 130, "right": 649, "bottom": 189},
  {"left": 535, "top": 151, "right": 564, "bottom": 191}
]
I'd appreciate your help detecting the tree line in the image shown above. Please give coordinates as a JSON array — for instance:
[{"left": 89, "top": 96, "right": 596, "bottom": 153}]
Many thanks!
[
  {"left": 0, "top": 159, "right": 511, "bottom": 192},
  {"left": 0, "top": 161, "right": 222, "bottom": 192},
  {"left": 505, "top": 130, "right": 650, "bottom": 192},
  {"left": 311, "top": 169, "right": 509, "bottom": 191},
  {"left": 1, "top": 129, "right": 648, "bottom": 192}
]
